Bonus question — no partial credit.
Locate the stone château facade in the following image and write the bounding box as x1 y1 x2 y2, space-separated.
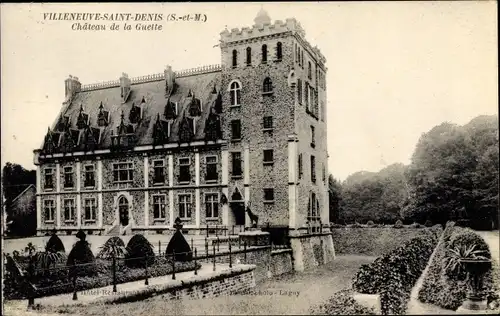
33 9 330 237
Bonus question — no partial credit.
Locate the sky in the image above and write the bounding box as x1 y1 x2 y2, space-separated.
1 2 498 181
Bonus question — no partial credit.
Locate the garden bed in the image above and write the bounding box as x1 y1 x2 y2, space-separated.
310 289 376 315
352 232 439 314
4 256 201 300
417 225 499 310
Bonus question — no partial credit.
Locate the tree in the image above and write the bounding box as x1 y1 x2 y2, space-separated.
328 175 342 223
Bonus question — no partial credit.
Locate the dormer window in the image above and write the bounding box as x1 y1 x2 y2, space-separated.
263 77 273 95
262 44 268 63
56 115 70 132
129 102 142 124
97 102 110 127
76 104 90 129
164 99 178 120
214 92 222 114
189 97 202 117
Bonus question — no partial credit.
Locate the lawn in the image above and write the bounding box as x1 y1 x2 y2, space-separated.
34 255 375 316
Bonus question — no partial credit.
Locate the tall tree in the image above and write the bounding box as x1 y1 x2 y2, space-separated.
328 175 342 223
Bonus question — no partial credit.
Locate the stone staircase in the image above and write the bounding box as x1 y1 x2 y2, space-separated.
106 223 121 236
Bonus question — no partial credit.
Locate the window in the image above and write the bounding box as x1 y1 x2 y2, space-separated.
311 155 316 183
301 50 304 68
84 165 95 187
323 164 326 182
229 81 241 106
178 158 191 183
320 101 325 122
231 120 241 140
311 126 315 148
84 198 96 222
153 195 166 220
263 188 274 202
205 193 219 218
44 168 54 190
305 82 310 110
298 154 303 179
205 156 218 182
232 49 238 68
44 199 55 222
295 44 299 64
246 47 252 65
179 194 192 219
263 116 273 130
63 198 75 222
308 192 320 220
262 44 268 63
263 77 273 94
113 162 134 183
153 160 165 184
263 149 274 165
276 42 283 60
297 79 302 105
63 166 74 188
231 152 242 177
308 61 312 79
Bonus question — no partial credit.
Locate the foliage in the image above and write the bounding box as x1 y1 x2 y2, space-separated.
353 234 438 314
418 225 496 310
46 232 66 253
424 220 433 227
97 237 128 259
36 251 66 274
328 175 343 223
165 230 193 262
2 162 37 237
126 234 155 268
4 255 200 299
393 219 403 228
67 240 97 277
310 289 376 315
366 220 375 227
409 222 423 228
402 116 499 228
339 164 407 224
25 242 37 257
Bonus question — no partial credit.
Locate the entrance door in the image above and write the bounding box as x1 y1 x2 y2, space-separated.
118 196 129 226
231 202 245 225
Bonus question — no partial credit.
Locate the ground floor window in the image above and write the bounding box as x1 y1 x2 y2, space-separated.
84 198 97 222
153 194 167 220
178 194 192 219
205 193 219 219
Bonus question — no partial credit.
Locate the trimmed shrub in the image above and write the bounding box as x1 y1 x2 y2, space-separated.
125 234 155 268
418 225 496 310
353 234 438 315
67 239 97 277
166 230 193 262
366 220 375 227
45 232 65 253
393 220 404 228
97 237 128 259
310 289 375 315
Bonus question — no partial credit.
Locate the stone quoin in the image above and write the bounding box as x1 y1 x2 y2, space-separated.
33 9 331 243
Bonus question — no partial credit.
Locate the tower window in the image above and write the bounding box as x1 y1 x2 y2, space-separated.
263 77 273 94
308 61 312 79
229 81 241 106
246 47 252 65
263 116 273 130
263 188 274 203
297 79 303 105
232 49 238 68
276 42 283 61
231 152 242 178
298 154 303 179
263 149 274 165
231 120 241 140
262 44 268 63
311 155 316 183
311 126 315 148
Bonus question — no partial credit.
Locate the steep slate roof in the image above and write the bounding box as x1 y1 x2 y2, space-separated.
42 69 222 153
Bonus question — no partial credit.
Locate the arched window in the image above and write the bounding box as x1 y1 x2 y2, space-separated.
232 50 238 68
229 81 241 106
308 61 312 79
262 44 268 63
276 42 283 61
263 77 273 93
246 47 252 65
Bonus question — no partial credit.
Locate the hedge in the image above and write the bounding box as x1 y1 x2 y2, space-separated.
309 289 376 315
417 225 498 310
5 256 201 299
353 233 438 314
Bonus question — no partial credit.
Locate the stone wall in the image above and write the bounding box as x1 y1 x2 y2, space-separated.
290 232 335 271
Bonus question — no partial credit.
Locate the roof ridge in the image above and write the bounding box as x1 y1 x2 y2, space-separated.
80 64 222 92
10 184 35 204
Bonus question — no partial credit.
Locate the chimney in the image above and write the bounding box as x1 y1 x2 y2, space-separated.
164 65 176 97
64 75 81 102
120 73 131 103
